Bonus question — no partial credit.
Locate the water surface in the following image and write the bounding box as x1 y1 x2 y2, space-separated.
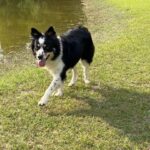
0 0 86 54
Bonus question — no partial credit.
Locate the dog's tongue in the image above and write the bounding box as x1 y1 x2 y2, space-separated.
36 59 46 67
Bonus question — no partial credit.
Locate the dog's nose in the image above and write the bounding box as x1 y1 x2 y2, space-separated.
38 55 43 60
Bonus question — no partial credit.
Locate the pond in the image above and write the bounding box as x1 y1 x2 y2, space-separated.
0 0 86 54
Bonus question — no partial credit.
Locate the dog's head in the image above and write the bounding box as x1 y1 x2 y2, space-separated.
31 26 60 67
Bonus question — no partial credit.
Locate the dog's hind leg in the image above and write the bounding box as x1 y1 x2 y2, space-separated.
68 67 78 86
81 60 90 84
38 77 62 106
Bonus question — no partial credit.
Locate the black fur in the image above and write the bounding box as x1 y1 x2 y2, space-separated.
61 26 94 69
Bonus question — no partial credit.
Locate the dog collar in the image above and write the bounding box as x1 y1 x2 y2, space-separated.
57 36 63 53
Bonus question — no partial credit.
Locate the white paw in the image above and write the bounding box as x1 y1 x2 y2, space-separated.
38 98 48 106
84 79 90 84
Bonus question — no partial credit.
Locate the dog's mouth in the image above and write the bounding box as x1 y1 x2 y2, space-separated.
36 59 46 67
36 54 50 67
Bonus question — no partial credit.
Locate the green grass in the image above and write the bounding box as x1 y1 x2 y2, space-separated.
108 0 150 12
0 0 150 149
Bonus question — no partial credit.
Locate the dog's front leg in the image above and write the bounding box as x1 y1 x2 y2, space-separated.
38 77 62 106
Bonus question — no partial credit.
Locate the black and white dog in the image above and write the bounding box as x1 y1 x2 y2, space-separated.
31 26 95 106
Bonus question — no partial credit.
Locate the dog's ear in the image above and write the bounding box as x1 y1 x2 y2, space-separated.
31 28 42 39
45 26 56 37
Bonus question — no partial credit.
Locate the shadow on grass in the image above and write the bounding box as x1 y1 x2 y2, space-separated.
66 83 150 144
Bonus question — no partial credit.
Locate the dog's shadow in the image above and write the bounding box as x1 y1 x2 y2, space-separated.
46 82 150 144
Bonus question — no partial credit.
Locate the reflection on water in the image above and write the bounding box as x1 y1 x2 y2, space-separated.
0 0 86 53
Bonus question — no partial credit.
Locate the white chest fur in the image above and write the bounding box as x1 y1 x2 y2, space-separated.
45 55 64 78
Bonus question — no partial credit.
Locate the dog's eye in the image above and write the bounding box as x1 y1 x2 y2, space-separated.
44 46 49 51
53 48 56 51
35 44 40 50
37 44 40 47
43 44 50 51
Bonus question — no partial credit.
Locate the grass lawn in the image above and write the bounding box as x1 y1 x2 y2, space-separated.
0 0 150 149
